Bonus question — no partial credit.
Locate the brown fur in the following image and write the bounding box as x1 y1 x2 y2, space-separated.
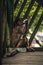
11 19 28 48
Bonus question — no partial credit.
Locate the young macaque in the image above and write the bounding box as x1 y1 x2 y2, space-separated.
11 18 28 48
6 18 35 57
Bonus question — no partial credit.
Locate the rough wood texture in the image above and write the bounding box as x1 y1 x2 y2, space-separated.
2 52 43 65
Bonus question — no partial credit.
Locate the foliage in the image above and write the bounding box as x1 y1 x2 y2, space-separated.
14 0 43 32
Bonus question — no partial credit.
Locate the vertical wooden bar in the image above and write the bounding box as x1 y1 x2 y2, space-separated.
2 0 7 56
7 0 14 33
7 0 14 47
0 0 3 65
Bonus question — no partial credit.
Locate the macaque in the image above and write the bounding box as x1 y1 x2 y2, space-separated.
6 19 35 57
11 18 28 48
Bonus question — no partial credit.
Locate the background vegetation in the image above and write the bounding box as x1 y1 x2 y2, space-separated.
14 0 43 32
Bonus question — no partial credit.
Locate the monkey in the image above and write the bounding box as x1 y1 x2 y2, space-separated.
6 18 35 57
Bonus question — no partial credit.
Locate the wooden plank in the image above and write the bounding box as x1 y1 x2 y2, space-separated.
2 52 43 65
29 13 43 46
36 0 43 6
7 0 14 32
14 0 19 11
27 5 40 30
2 64 43 65
0 0 4 65
14 0 27 23
23 5 40 37
23 0 35 18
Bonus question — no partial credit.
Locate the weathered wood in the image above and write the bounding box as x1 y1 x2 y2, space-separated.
7 0 14 33
0 0 3 65
14 0 19 11
2 52 43 65
14 0 27 23
34 47 43 51
29 29 43 47
7 0 14 47
29 13 43 46
27 5 40 30
2 0 7 56
36 0 43 6
23 0 35 18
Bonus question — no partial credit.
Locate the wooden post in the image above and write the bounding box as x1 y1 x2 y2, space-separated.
7 0 14 33
0 0 3 65
2 0 7 56
7 0 14 47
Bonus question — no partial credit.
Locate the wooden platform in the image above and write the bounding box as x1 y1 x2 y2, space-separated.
2 52 43 65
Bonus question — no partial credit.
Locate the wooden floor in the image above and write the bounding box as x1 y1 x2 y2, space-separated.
2 52 43 65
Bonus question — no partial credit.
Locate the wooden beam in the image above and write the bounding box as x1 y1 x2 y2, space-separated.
22 5 40 44
0 0 3 65
23 0 35 19
29 13 43 46
14 0 27 24
29 29 43 46
27 5 40 30
14 0 19 11
2 0 7 56
7 0 14 33
36 0 43 6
